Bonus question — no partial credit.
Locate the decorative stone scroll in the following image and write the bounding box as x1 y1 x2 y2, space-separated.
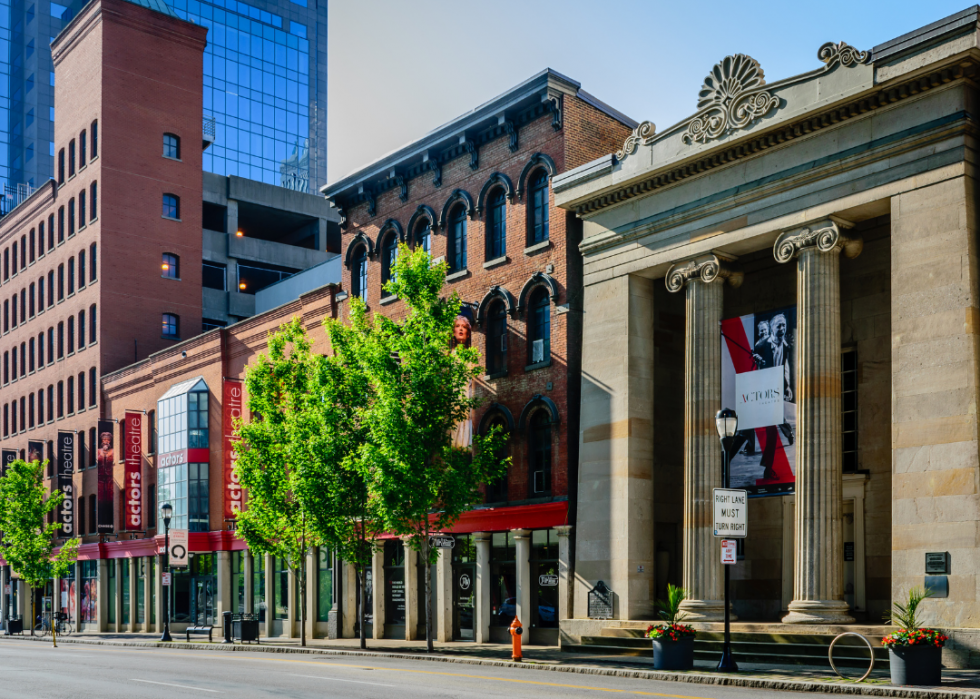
682 54 780 145
818 41 870 68
773 219 863 263
615 120 656 161
665 253 743 293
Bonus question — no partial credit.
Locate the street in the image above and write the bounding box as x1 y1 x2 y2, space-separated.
0 640 816 699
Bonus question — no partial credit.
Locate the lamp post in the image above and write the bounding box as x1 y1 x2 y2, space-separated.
160 503 173 643
715 408 739 673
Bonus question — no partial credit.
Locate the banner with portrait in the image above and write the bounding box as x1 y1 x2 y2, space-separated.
721 306 797 497
27 441 43 467
97 419 115 533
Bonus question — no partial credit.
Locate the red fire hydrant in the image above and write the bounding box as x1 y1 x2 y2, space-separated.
509 617 523 661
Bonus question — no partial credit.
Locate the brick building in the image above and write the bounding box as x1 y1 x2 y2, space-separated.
322 70 635 644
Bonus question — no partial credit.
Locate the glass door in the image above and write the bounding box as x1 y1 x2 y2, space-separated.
193 579 214 626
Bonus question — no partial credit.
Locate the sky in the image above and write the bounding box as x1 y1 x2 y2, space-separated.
327 0 973 185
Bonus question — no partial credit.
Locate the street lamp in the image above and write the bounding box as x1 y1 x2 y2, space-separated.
160 502 173 643
714 408 738 673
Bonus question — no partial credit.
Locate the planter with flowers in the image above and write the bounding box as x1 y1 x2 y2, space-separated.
882 586 948 686
646 584 696 671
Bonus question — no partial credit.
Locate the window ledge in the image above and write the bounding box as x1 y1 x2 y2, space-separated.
523 240 551 256
525 359 552 372
379 294 398 306
485 370 508 381
163 155 183 162
162 216 182 222
162 336 180 341
483 256 509 270
445 269 470 282
162 276 182 281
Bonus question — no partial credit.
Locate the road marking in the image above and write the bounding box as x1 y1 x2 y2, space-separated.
132 679 222 693
294 674 397 687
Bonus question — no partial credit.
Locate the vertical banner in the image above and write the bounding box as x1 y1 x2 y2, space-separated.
97 420 115 533
222 378 244 521
124 412 143 531
1 449 15 476
721 305 797 497
57 431 75 536
27 441 43 467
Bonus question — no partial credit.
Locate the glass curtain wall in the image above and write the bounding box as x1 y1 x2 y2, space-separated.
232 550 245 613
252 553 265 622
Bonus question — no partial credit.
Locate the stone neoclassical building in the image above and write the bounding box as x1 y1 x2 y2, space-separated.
554 8 980 665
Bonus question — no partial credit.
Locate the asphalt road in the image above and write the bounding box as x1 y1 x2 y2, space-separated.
0 640 812 699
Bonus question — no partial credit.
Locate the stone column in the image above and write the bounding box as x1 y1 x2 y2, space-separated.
404 541 418 641
286 565 296 639
216 551 231 621
341 561 357 639
371 548 384 640
556 525 573 624
306 549 316 640
666 253 741 621
264 554 274 638
514 529 531 642
436 548 452 642
774 218 860 624
97 559 108 632
473 532 490 643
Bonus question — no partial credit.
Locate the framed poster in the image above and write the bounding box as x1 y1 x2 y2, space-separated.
721 306 797 497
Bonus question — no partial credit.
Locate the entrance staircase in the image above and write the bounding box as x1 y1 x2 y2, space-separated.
564 623 890 669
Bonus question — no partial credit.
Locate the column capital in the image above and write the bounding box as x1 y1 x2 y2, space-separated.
774 217 863 263
511 528 531 540
555 525 573 538
665 252 742 293
472 531 491 542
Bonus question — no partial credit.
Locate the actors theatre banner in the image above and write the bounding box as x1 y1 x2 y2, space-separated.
58 431 75 536
97 420 115 533
721 306 797 497
124 412 143 531
223 378 244 520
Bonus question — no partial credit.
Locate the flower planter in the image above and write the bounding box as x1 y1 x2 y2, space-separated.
888 644 942 686
652 635 695 671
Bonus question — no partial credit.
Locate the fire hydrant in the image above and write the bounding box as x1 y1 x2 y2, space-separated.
509 617 523 661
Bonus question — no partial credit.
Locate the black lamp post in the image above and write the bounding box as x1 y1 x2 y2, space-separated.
160 502 173 643
715 408 739 673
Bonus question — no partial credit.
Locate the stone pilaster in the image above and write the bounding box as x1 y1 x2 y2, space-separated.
514 529 532 641
774 218 860 624
473 532 491 643
666 253 741 621
403 541 418 641
556 525 573 623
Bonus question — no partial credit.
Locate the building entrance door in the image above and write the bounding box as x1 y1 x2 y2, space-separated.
451 534 475 641
193 578 215 626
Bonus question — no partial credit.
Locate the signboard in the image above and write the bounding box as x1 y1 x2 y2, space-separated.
429 535 455 549
57 431 74 536
925 552 949 575
162 572 171 587
721 540 737 564
223 378 244 520
721 305 797 497
844 542 855 562
123 412 143 531
539 574 559 587
1 449 16 476
157 448 210 468
587 581 613 619
168 529 189 567
713 488 747 538
97 420 115 533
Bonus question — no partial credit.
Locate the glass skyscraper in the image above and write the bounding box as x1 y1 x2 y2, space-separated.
0 0 325 196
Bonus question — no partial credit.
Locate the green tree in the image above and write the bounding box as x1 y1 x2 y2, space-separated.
0 458 79 647
233 318 320 647
348 244 509 652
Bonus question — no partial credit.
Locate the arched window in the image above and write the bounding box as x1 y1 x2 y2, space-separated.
29 228 35 262
78 310 86 348
57 321 64 358
57 381 64 418
79 250 86 287
91 120 98 158
484 411 510 503
528 287 551 364
164 133 181 159
58 263 64 300
68 316 75 354
528 169 550 245
162 253 180 279
58 148 65 184
28 337 35 372
90 242 97 281
162 313 180 339
68 198 75 236
48 213 54 249
486 300 507 375
89 304 97 344
79 129 87 166
529 410 552 495
58 206 64 243
29 283 34 317
486 189 506 260
448 206 467 272
68 257 75 294
78 372 85 412
79 190 86 225
37 332 44 368
351 246 368 302
380 234 397 297
89 367 96 407
68 139 76 178
90 182 97 220
414 221 431 255
162 194 180 220
47 327 54 363
47 270 54 306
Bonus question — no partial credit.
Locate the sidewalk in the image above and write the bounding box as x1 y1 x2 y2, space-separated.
5 631 980 697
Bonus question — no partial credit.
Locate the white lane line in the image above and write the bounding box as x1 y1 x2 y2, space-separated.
132 679 222 693
294 674 397 688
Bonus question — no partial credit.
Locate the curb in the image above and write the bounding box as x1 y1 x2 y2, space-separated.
1 634 974 698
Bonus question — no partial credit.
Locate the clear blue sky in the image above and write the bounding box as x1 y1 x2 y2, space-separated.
327 0 973 184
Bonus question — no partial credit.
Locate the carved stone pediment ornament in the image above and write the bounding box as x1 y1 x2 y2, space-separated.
773 219 863 263
682 55 780 145
665 253 743 293
818 41 870 68
615 121 656 161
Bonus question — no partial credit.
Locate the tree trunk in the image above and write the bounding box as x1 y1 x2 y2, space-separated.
300 556 307 648
358 566 366 650
424 523 433 653
30 586 35 637
51 610 57 648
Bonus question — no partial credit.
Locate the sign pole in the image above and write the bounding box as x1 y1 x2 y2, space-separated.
161 519 172 643
717 439 738 673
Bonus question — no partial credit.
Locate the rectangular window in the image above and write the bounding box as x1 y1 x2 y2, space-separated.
78 310 86 348
58 207 64 243
68 140 75 178
67 376 74 414
121 559 130 624
274 557 288 620
79 251 86 287
68 199 75 236
317 549 332 621
79 191 86 225
90 182 97 220
68 257 75 294
107 561 116 625
91 121 98 158
89 367 96 407
58 264 64 300
232 551 245 613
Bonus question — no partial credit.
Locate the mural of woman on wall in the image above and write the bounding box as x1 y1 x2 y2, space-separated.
451 309 474 450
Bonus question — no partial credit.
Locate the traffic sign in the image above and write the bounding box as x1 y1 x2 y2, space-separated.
429 535 455 549
721 540 737 564
713 488 747 538
169 529 189 567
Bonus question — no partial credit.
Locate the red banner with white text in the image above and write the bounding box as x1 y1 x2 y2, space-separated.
124 411 143 531
223 378 244 520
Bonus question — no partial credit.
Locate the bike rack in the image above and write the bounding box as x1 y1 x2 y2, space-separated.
828 631 875 682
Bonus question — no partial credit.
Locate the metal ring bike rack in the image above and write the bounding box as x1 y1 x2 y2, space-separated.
828 632 875 682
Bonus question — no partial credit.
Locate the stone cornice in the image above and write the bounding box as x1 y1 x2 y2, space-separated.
570 59 977 222
665 252 743 292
